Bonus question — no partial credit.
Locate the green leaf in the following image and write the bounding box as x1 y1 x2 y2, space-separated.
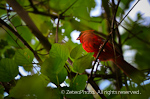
4 48 15 58
62 75 93 99
62 20 74 39
41 62 68 85
16 0 30 7
73 53 94 73
40 21 53 34
49 0 95 19
41 44 69 84
80 17 103 31
0 58 19 82
70 44 86 59
70 75 88 90
65 0 95 19
49 43 69 61
17 26 33 42
49 0 76 13
9 75 62 99
0 9 6 17
46 88 63 99
121 20 150 69
5 30 24 48
101 19 109 34
14 49 34 66
11 16 22 27
0 1 6 16
29 13 50 33
0 39 8 49
48 67 67 85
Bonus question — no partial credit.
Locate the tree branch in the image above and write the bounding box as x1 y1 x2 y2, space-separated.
0 18 42 62
6 0 51 52
88 78 107 99
102 0 111 32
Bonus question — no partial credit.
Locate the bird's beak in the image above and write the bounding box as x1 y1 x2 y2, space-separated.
76 37 80 40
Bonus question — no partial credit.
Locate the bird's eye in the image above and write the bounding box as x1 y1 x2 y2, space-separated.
79 33 82 37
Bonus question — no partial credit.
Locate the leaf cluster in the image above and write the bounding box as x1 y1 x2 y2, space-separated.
0 0 150 99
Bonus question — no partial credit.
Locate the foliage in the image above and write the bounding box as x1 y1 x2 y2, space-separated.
0 0 150 99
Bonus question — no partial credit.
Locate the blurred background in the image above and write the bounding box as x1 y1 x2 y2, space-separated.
0 0 150 99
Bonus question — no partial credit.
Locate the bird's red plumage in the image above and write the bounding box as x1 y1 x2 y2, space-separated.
79 30 118 61
77 30 144 83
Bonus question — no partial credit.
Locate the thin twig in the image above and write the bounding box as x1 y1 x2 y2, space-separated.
90 0 121 79
113 0 121 48
110 0 121 59
111 0 122 91
6 6 18 32
1 26 22 49
116 0 140 27
94 61 100 75
28 0 38 12
120 24 150 45
102 0 111 32
90 32 112 78
94 74 116 79
60 0 78 16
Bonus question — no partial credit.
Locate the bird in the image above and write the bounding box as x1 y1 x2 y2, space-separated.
77 30 145 83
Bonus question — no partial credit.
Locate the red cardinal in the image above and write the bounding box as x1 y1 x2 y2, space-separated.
77 30 144 83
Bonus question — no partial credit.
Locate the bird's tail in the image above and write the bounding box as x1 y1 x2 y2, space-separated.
112 57 145 84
